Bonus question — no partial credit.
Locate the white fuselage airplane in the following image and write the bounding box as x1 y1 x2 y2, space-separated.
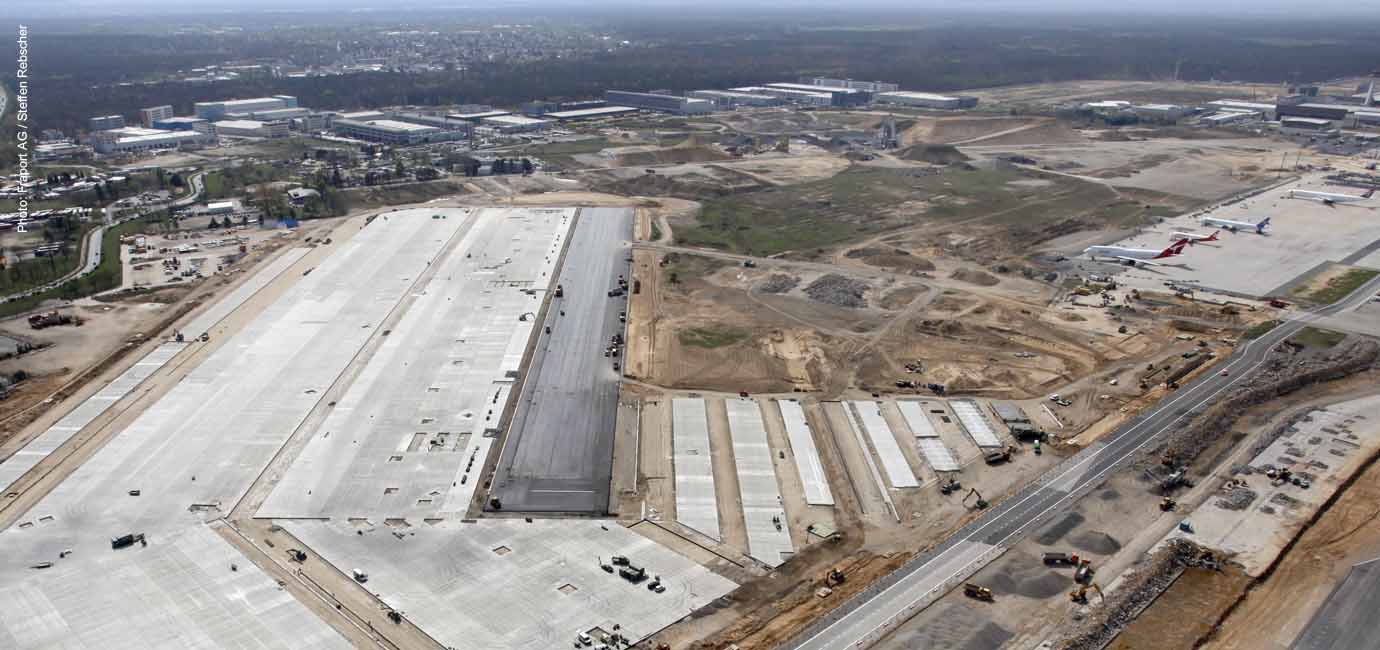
1289 189 1374 205
1171 230 1219 244
1084 239 1187 265
1201 216 1270 234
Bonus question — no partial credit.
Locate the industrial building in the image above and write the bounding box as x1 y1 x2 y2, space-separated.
689 90 784 109
152 116 209 131
1280 116 1339 136
1132 104 1187 122
194 95 298 120
449 110 512 123
544 106 641 122
213 119 291 138
337 110 387 122
88 115 126 132
765 82 870 106
237 107 311 122
1276 102 1350 125
604 90 713 115
1200 111 1261 126
332 117 469 145
481 114 551 133
876 91 980 110
1207 100 1277 121
139 105 174 128
91 127 214 154
731 86 832 107
805 77 899 93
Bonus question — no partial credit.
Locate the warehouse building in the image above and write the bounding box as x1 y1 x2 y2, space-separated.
805 77 899 93
544 106 641 122
481 114 551 133
449 110 513 123
1206 100 1277 121
91 128 214 154
1276 102 1350 125
731 86 832 107
139 105 174 128
1132 104 1186 122
765 82 870 106
877 91 980 110
194 95 298 120
152 116 208 131
332 118 469 145
88 115 126 132
604 90 713 115
214 119 291 138
883 91 982 109
237 107 311 122
1280 116 1339 136
338 110 387 122
689 90 784 109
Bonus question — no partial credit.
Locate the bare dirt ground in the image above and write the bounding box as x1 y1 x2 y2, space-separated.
953 80 1298 108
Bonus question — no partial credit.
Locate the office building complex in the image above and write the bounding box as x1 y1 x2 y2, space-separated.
139 105 174 128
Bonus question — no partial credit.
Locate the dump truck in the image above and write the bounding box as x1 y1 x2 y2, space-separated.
619 564 647 583
1041 552 1080 567
111 533 146 550
963 583 994 602
983 447 1012 465
29 311 78 330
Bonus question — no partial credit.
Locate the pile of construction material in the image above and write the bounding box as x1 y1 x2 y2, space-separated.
1057 539 1216 650
803 274 869 308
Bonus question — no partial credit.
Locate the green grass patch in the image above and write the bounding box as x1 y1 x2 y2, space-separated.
663 253 730 285
1242 319 1282 340
0 219 156 319
520 137 608 157
678 326 750 349
1290 326 1346 349
1298 268 1380 305
649 221 663 242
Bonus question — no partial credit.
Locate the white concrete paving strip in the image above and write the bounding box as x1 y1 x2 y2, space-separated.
672 397 720 541
0 343 183 493
0 247 309 494
0 523 348 650
258 208 574 520
0 210 461 649
842 402 898 521
896 400 939 438
778 400 834 506
949 400 1003 449
181 247 311 335
286 519 737 650
849 401 919 489
725 398 793 567
916 438 961 473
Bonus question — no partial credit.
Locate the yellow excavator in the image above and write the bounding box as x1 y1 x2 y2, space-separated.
1069 582 1104 604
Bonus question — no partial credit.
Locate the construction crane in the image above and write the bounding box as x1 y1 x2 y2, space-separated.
964 488 989 510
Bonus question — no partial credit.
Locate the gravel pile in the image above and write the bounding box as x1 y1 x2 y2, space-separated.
1215 487 1257 510
804 274 870 308
757 274 800 294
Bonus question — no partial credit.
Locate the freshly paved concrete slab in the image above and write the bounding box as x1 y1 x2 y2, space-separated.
672 398 720 540
491 207 632 513
778 400 834 506
0 212 456 649
286 519 736 650
725 399 792 567
0 523 346 650
0 248 308 494
916 438 960 473
896 401 940 438
840 402 898 521
1293 558 1380 650
950 400 1002 449
850 401 919 489
259 208 574 520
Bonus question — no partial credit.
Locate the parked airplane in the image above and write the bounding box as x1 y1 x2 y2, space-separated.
1289 189 1374 205
1171 230 1219 244
1084 239 1187 266
1201 216 1270 234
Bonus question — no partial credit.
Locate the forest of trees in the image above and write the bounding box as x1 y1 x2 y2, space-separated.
7 13 1380 135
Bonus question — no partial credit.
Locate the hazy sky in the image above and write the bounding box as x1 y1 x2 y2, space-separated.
2 0 1379 19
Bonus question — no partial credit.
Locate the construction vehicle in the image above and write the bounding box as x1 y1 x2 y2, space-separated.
1042 552 1080 567
28 311 78 330
963 583 994 602
111 533 146 550
555 284 564 298
1160 497 1178 512
1074 560 1095 585
984 446 1013 465
288 549 308 562
1069 583 1104 604
610 555 630 566
387 610 402 624
1160 468 1193 493
964 488 989 510
939 478 962 495
824 568 846 587
619 564 647 583
352 569 369 583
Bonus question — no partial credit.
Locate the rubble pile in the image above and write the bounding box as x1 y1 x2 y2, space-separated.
803 274 870 308
1057 539 1216 650
1147 340 1378 467
757 274 801 294
1214 480 1257 511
